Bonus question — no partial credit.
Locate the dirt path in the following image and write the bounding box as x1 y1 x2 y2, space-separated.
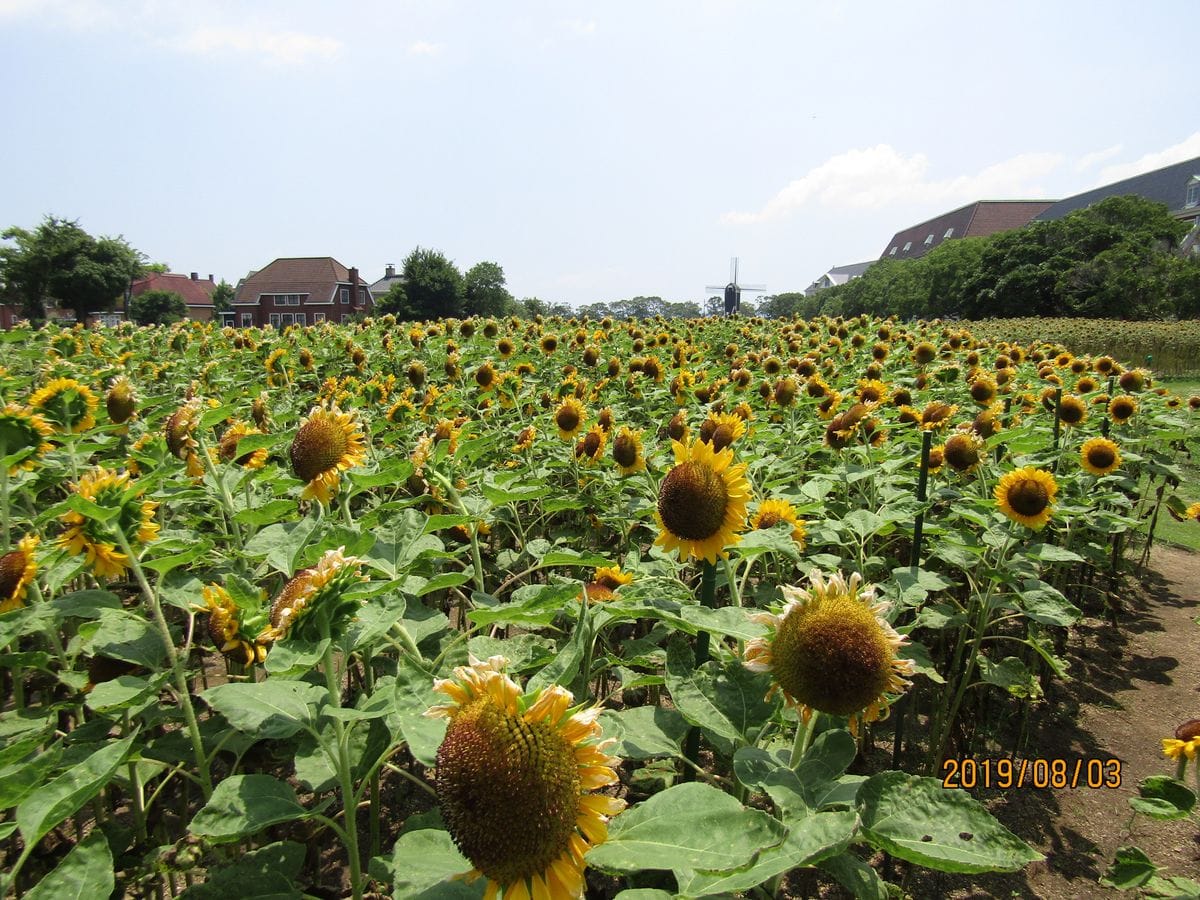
919 546 1200 898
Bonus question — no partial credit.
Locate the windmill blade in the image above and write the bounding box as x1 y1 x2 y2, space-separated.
731 257 739 284
741 283 767 291
704 285 726 292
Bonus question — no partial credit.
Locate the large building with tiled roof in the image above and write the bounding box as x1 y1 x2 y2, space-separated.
231 257 372 327
128 271 218 322
880 200 1056 262
1034 155 1200 227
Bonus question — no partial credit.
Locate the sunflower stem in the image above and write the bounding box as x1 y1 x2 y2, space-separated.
789 713 819 769
322 639 364 900
197 435 244 551
0 457 10 550
113 527 213 799
683 561 718 782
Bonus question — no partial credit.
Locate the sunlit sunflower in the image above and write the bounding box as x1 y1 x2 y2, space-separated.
698 412 746 452
554 397 586 441
824 402 872 450
29 377 98 434
290 405 367 505
0 534 39 614
0 404 54 474
195 583 268 666
105 376 137 426
744 570 915 736
611 426 645 476
540 333 559 354
654 439 751 563
971 404 1003 439
218 421 269 469
995 467 1057 530
857 378 888 405
1080 437 1121 476
750 498 806 547
574 425 607 465
58 467 159 579
257 547 366 643
1118 369 1147 392
1057 394 1087 426
578 565 634 604
513 425 537 453
425 655 624 900
1108 395 1138 425
1162 720 1200 762
943 432 984 475
1186 503 1200 523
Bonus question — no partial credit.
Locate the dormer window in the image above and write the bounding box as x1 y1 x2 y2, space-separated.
902 241 912 252
924 233 934 246
888 246 897 256
944 227 955 239
1186 177 1200 209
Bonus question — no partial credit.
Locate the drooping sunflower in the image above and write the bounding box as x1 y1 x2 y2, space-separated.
29 377 98 434
105 376 137 425
697 412 746 453
554 397 586 441
0 404 54 474
0 534 39 614
218 421 269 469
750 498 806 547
744 570 915 736
426 655 624 899
943 432 984 475
1108 394 1138 425
257 547 366 643
654 439 751 563
611 426 645 476
165 398 205 478
995 467 1057 530
195 583 269 666
289 405 367 505
513 425 537 453
574 425 607 465
578 565 634 604
58 467 160 579
1080 436 1121 476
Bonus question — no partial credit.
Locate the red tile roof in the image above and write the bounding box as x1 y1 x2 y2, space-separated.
233 257 368 305
130 272 216 307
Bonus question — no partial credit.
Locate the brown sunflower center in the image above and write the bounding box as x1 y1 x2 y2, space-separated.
756 511 782 530
0 550 27 600
658 459 728 541
436 698 581 888
1006 478 1050 516
291 415 349 482
1086 445 1117 470
581 431 603 457
555 405 581 434
944 436 980 471
771 595 893 716
1058 399 1085 424
613 433 639 468
710 424 736 452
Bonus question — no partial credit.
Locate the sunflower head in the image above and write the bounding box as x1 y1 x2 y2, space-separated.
574 425 607 465
554 397 586 441
698 412 746 453
1057 394 1087 426
513 425 537 453
426 656 623 899
857 379 888 405
196 583 269 666
995 467 1057 530
58 467 159 579
751 498 806 547
0 534 39 614
969 376 997 406
579 565 633 603
29 377 98 434
654 439 750 563
744 570 915 735
1080 437 1121 476
1108 395 1138 425
105 376 137 425
0 404 54 474
290 405 367 504
943 432 984 474
258 547 366 643
611 426 645 476
218 421 269 469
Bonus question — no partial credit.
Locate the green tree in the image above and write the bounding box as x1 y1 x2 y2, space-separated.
0 216 144 322
128 289 187 325
211 279 235 314
377 281 408 317
385 247 464 320
463 261 512 317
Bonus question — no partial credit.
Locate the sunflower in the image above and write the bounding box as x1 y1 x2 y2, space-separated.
0 404 54 474
926 444 945 474
554 397 586 441
58 467 160 579
218 421 269 469
824 403 872 450
425 655 624 899
971 404 1003 439
654 439 750 563
1183 503 1200 523
574 425 607 465
29 377 98 434
540 333 559 354
857 379 888 405
750 499 806 547
290 405 367 505
995 467 1057 530
195 583 268 666
943 432 984 475
1118 369 1147 392
475 363 498 392
1108 395 1138 425
1080 437 1121 476
105 376 137 425
578 565 634 603
257 547 366 643
698 412 746 453
0 534 39 614
513 425 537 453
744 570 914 736
610 426 645 476
968 376 997 407
1057 394 1087 427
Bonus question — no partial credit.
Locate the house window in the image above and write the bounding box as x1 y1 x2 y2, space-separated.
341 314 350 322
924 233 934 246
1186 179 1200 209
340 288 349 304
240 313 254 327
295 312 306 326
313 312 325 323
902 241 912 252
269 313 281 328
888 246 897 256
944 227 955 239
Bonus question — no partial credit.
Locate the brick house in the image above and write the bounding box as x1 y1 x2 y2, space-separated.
880 200 1056 262
128 271 218 322
231 257 372 328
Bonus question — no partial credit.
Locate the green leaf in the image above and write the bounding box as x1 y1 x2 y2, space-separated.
65 492 120 523
1013 579 1081 626
373 828 481 898
677 605 768 641
24 830 113 900
1100 845 1159 890
586 781 785 873
0 743 63 809
977 656 1040 699
189 775 311 842
600 706 689 760
141 543 210 575
390 656 445 767
858 772 1041 873
1128 776 1196 820
664 636 772 744
416 571 473 596
202 680 325 740
89 608 167 668
527 605 588 694
17 733 136 846
1020 543 1084 564
481 472 551 506
233 499 299 527
86 673 169 713
51 589 120 619
819 850 889 900
244 517 320 575
612 892 676 900
178 841 306 900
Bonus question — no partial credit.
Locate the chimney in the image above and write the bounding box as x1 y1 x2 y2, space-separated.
190 272 198 281
207 274 213 282
348 267 359 310
385 264 395 279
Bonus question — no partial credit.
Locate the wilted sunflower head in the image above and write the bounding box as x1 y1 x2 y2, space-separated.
29 377 98 434
654 438 751 563
1080 436 1121 476
58 467 159 579
196 583 268 666
0 404 54 475
513 425 537 453
744 570 915 735
290 405 367 505
773 377 798 407
165 398 203 464
995 467 1057 530
425 656 624 899
824 403 871 450
0 534 39 614
751 498 806 547
554 397 586 441
258 547 366 643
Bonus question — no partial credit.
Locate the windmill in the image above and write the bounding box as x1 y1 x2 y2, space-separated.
706 257 765 316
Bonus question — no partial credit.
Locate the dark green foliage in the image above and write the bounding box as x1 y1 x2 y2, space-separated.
378 247 464 320
128 289 187 325
463 261 513 318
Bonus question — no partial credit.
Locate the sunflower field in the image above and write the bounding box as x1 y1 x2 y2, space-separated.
0 313 1198 899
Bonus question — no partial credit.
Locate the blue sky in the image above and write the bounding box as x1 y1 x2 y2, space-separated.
2 0 1197 307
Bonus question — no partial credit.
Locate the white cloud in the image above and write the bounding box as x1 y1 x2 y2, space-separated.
722 145 1064 224
1095 132 1200 185
172 26 342 65
1075 143 1123 172
0 0 112 27
407 40 445 56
